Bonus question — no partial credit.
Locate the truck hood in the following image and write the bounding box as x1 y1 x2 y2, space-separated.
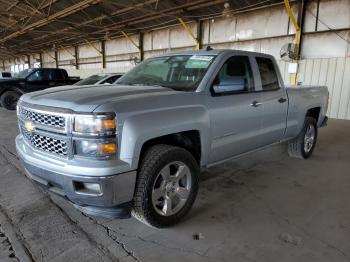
20 84 182 112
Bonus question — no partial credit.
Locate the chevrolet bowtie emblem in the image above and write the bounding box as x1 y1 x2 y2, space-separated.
24 121 35 132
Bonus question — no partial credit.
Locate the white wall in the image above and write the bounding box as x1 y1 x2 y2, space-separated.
279 57 350 120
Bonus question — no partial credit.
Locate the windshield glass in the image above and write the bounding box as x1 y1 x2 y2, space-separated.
74 74 107 86
117 55 216 91
16 69 36 79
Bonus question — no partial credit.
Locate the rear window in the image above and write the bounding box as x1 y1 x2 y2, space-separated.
74 74 107 86
1 72 11 78
256 57 279 91
51 69 65 80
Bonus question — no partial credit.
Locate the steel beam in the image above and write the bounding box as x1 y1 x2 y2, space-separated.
197 20 203 50
283 0 302 84
178 18 200 49
297 0 307 58
39 52 43 68
74 46 79 69
101 40 106 69
121 31 145 62
139 32 144 62
27 54 31 68
54 50 58 68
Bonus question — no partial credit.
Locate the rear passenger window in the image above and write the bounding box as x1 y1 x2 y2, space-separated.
256 57 279 91
50 70 65 81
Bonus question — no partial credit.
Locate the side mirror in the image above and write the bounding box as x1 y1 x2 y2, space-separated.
213 78 246 94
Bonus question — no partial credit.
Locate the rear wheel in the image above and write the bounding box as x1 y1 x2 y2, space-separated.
288 117 318 159
132 145 199 228
1 91 20 110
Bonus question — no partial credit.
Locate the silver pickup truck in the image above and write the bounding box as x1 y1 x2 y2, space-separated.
16 49 329 228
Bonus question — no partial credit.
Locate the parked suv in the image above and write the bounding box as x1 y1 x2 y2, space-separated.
16 50 328 227
0 68 79 110
74 73 123 86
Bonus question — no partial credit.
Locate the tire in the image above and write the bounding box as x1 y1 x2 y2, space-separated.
288 117 318 159
1 91 20 110
132 144 200 228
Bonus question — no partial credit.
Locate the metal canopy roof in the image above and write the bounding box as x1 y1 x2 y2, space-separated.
0 0 284 59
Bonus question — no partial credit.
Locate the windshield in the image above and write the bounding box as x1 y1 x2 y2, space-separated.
16 69 36 79
117 55 216 91
74 74 107 86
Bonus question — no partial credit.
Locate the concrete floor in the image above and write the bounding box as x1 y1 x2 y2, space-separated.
0 107 349 262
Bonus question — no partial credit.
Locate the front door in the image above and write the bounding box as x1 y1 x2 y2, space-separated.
25 69 50 91
208 55 263 164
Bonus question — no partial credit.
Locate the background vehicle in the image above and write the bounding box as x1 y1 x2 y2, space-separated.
0 71 12 80
16 49 328 228
0 68 80 110
74 73 123 86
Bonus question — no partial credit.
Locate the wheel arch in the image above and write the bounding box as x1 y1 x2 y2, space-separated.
0 86 24 97
306 107 321 122
138 130 202 168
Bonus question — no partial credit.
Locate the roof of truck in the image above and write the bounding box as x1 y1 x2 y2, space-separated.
153 49 274 58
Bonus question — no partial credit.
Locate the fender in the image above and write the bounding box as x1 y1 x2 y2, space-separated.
118 105 210 170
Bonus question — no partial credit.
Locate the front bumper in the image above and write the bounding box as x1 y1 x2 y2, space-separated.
16 135 137 218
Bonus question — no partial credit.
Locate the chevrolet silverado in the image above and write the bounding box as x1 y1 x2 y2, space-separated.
16 49 329 227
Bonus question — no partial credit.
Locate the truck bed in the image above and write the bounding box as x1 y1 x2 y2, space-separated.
284 85 329 139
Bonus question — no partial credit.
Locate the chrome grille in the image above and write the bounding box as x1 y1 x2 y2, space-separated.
19 106 66 129
21 126 68 157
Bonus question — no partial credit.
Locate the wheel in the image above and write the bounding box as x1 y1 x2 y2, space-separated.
1 91 20 110
132 145 199 228
288 117 318 159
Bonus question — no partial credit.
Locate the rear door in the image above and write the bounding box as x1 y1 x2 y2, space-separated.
49 69 67 87
254 56 288 146
208 55 263 163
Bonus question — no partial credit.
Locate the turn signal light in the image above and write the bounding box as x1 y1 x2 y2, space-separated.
99 143 117 155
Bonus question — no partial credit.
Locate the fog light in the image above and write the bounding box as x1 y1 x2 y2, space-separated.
74 181 102 195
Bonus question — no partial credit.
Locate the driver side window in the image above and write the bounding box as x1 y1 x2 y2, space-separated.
27 70 43 81
212 56 254 95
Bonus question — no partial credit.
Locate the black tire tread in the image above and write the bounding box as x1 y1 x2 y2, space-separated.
1 90 20 111
288 117 317 159
132 144 199 228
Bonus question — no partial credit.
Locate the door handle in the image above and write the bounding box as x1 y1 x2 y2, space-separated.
250 101 262 107
278 97 287 103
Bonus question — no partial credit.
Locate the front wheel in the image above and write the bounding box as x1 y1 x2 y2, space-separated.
132 145 199 228
1 91 21 110
288 117 318 159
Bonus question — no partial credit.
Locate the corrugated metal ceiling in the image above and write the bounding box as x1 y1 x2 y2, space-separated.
0 0 284 58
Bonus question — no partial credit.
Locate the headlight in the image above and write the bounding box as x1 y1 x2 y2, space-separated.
74 113 116 136
74 139 117 158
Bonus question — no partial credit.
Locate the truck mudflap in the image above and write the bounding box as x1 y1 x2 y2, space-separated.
320 116 328 127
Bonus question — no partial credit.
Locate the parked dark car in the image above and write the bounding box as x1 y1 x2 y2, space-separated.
74 73 123 86
0 68 80 110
